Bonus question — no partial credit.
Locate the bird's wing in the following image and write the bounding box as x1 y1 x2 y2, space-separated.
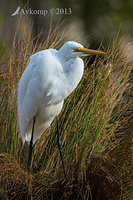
18 49 58 140
18 60 42 140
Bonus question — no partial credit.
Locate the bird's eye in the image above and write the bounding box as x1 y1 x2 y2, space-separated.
73 47 83 52
73 47 81 52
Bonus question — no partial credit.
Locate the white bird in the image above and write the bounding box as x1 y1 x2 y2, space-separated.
18 41 106 174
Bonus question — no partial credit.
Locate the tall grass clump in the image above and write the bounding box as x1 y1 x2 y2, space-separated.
0 18 132 200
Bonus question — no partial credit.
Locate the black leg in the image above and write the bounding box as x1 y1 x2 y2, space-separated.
56 116 67 177
27 116 35 172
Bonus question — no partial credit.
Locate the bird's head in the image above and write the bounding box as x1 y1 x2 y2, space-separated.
57 41 106 61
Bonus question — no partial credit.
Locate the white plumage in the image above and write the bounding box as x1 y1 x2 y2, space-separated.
18 41 84 143
18 41 106 144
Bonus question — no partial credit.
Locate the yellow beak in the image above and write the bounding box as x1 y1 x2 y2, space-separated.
74 47 107 56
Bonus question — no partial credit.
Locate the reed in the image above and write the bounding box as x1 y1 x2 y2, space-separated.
0 18 132 200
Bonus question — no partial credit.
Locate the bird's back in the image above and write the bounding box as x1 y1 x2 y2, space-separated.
18 49 64 143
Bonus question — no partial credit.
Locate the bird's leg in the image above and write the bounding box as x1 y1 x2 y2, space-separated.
56 116 67 177
27 116 35 172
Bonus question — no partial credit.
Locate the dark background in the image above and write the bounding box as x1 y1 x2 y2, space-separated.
0 0 133 48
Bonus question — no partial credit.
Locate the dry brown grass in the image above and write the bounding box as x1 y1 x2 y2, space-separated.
0 18 132 199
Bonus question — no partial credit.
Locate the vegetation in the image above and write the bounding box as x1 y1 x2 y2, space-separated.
0 19 132 200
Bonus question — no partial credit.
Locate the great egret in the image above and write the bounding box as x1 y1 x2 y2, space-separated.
18 41 106 175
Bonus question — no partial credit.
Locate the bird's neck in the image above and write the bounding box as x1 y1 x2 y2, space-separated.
61 57 84 99
47 57 84 105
